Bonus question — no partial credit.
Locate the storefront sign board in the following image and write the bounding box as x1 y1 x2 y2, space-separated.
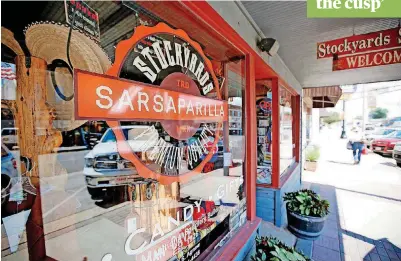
65 0 100 42
332 47 401 71
317 27 401 59
74 71 227 122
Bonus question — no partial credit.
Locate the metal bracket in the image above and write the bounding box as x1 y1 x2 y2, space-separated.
25 56 31 69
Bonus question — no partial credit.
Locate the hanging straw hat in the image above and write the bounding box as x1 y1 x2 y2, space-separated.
1 27 24 56
24 21 112 131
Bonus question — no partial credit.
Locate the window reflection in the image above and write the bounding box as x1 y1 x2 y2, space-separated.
0 2 247 259
279 87 295 175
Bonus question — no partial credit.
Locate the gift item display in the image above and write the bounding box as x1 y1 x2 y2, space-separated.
256 87 273 184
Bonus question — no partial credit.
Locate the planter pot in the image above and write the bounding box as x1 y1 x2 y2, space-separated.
286 205 327 240
304 161 317 171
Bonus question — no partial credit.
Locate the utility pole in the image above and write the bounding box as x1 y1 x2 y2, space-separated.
340 99 347 139
362 84 368 132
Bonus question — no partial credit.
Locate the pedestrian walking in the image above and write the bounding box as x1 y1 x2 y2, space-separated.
348 127 365 164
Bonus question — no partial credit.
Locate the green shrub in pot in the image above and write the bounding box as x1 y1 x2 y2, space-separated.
305 146 320 162
283 189 330 240
251 236 310 261
304 146 320 171
284 189 329 217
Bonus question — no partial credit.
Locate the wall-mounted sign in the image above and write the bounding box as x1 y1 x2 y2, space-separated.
74 23 227 185
333 47 401 71
64 0 100 42
256 97 271 113
317 27 401 59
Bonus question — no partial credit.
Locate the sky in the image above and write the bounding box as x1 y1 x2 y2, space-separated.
327 80 401 121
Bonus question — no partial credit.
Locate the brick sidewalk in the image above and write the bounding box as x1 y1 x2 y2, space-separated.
303 129 401 261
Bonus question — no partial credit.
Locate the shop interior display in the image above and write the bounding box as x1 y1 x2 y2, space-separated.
256 86 273 185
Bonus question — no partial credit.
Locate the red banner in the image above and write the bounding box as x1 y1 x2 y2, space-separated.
332 48 401 71
318 27 401 59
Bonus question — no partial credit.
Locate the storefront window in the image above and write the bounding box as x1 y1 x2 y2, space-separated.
279 86 295 175
256 83 272 185
1 2 246 261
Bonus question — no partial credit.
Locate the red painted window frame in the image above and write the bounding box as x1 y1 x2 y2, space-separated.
254 77 301 189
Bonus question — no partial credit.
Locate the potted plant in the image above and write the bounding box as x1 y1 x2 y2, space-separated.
251 236 310 261
304 146 320 172
284 189 329 240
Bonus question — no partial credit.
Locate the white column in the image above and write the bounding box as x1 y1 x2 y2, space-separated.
311 108 320 144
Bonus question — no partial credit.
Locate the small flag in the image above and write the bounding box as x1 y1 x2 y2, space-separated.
1 63 16 80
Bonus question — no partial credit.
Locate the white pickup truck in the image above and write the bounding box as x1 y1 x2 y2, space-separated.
83 125 159 200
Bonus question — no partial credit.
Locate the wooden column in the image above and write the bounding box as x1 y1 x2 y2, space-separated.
14 56 62 261
292 95 301 163
271 78 280 188
245 54 256 221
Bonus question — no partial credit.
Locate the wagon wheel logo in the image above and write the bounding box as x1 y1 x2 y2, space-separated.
74 23 227 185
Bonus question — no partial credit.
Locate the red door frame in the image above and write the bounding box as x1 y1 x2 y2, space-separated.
245 54 257 221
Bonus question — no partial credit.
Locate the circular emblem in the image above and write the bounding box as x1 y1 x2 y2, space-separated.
145 186 153 200
105 23 225 185
258 98 271 113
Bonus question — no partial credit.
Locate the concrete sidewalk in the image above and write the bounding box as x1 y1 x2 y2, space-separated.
303 129 401 261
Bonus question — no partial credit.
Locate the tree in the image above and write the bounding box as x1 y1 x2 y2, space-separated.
322 112 341 125
369 108 388 119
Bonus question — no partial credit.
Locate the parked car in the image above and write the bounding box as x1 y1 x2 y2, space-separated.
1 127 18 150
383 117 401 127
372 130 401 156
83 125 159 200
393 142 401 167
1 143 18 205
365 128 398 149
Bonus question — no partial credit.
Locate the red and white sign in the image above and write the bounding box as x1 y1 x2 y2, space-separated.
317 27 401 59
333 48 401 71
74 23 225 185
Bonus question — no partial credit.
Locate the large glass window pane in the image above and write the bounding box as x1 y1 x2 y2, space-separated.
279 86 295 175
1 2 246 261
256 82 272 185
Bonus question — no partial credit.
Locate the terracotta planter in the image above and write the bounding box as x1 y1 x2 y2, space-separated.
304 161 317 171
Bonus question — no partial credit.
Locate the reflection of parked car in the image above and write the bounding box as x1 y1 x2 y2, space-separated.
1 144 18 205
393 142 401 167
365 128 398 149
372 130 401 156
1 127 18 150
83 126 158 200
364 124 375 135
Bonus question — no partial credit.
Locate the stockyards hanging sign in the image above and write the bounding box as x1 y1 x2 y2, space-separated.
316 27 401 71
74 23 227 185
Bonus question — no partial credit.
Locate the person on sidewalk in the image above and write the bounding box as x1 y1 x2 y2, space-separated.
349 127 365 164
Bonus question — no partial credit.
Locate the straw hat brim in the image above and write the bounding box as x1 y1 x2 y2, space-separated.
25 22 112 131
1 27 24 55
